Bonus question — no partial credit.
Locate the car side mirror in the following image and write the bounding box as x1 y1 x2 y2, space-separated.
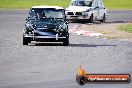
64 15 68 21
95 6 99 9
25 17 30 21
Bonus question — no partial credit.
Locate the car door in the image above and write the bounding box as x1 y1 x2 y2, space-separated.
97 0 105 20
92 0 99 20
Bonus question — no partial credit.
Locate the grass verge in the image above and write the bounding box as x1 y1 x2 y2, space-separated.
103 0 132 10
0 0 71 9
0 0 132 9
80 23 132 40
119 24 132 33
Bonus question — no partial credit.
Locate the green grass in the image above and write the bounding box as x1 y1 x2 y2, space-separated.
103 0 132 9
0 0 71 9
119 24 132 33
0 0 132 9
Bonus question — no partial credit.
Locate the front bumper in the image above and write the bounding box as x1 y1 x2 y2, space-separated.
24 34 67 42
66 15 90 20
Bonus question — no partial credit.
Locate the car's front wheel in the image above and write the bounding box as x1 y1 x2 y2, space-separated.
63 36 69 46
23 35 30 45
89 14 94 23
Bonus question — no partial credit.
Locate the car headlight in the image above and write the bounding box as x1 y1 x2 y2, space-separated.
59 24 67 30
26 22 34 30
58 25 62 29
82 13 87 16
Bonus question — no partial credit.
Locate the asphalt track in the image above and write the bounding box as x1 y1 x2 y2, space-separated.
0 10 132 88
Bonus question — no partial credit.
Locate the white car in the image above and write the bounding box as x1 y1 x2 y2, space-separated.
65 0 108 22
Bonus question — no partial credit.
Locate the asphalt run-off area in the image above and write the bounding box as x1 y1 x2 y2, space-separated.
0 10 132 88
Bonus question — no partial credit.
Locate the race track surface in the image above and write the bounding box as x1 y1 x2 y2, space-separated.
0 10 132 88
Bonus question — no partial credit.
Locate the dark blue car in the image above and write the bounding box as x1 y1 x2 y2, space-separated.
23 6 69 46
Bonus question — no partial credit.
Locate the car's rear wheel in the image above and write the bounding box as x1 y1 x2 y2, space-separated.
100 14 106 22
63 36 69 46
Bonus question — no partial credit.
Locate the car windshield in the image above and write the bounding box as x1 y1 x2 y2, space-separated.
70 0 93 6
29 8 65 21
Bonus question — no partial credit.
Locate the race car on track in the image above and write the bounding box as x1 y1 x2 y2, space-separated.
65 0 108 22
23 6 69 46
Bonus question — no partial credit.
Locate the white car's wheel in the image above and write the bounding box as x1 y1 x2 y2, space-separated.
89 14 94 23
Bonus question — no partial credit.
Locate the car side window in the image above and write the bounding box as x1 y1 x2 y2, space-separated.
93 1 98 8
29 10 37 19
98 1 104 8
96 1 99 8
97 1 99 7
